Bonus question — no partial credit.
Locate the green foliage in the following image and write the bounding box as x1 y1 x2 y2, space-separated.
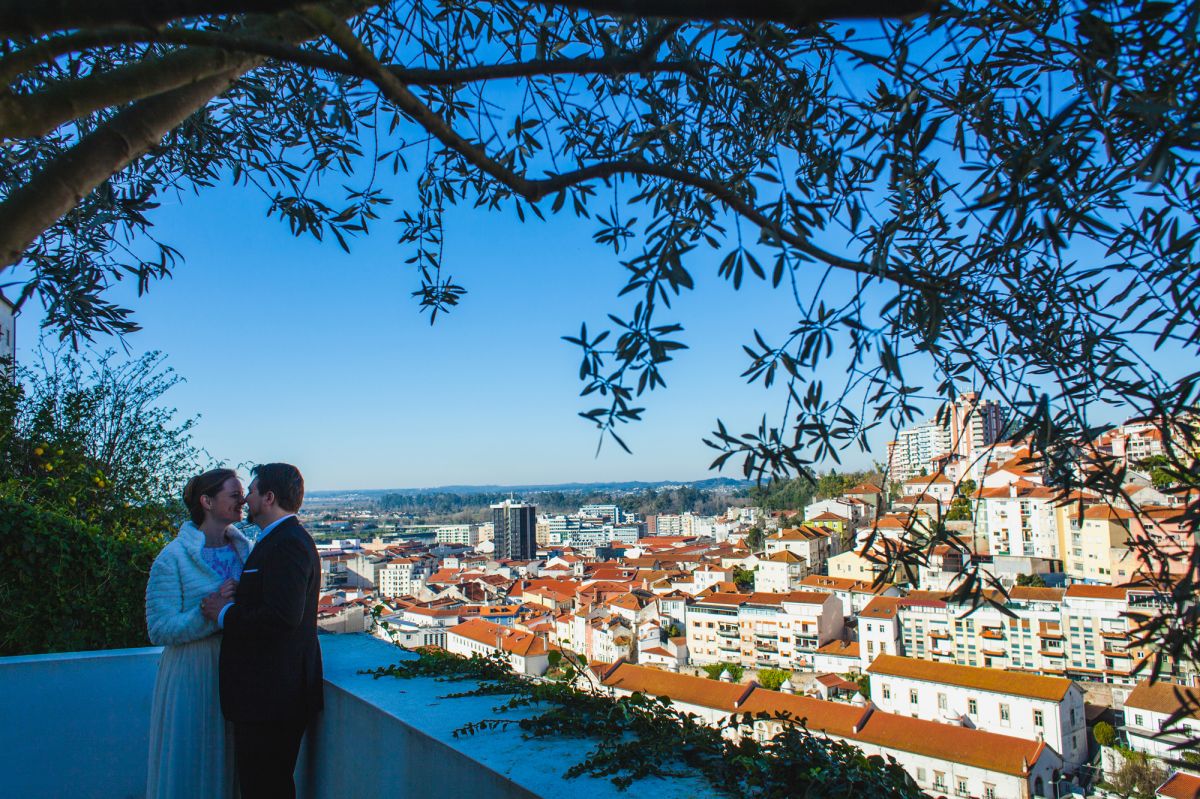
0 495 161 654
372 648 922 796
731 565 755 592
1016 573 1048 588
702 662 745 683
0 345 201 654
755 668 791 691
744 526 766 553
1093 721 1117 747
945 496 972 521
847 672 871 699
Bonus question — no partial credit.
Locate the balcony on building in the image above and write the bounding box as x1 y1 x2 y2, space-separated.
0 633 710 799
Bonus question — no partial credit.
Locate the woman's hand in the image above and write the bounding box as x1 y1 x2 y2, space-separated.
218 578 238 599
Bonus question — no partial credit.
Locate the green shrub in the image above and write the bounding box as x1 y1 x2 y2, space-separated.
0 495 162 655
703 662 745 682
1093 721 1117 748
757 667 792 690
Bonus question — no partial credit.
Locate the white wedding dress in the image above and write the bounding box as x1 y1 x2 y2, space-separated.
144 522 251 799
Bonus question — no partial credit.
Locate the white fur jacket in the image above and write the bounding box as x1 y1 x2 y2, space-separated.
145 521 252 647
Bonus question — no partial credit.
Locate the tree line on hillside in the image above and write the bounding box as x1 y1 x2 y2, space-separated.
375 484 737 523
745 469 889 516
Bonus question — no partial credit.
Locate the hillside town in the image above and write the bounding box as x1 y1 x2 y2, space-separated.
305 396 1198 799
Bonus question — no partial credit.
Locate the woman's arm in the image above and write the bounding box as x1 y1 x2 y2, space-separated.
145 548 216 646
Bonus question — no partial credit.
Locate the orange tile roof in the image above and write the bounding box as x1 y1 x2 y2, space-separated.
867 654 1073 701
1125 680 1200 719
448 618 547 657
773 526 834 541
859 596 902 619
601 662 754 711
815 640 860 658
1158 771 1200 799
1064 584 1130 600
1008 586 1065 602
853 708 1048 777
611 667 1052 776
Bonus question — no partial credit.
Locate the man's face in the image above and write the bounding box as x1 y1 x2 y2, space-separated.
245 478 264 525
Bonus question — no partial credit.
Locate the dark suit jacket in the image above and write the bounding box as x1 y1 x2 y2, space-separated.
219 515 323 723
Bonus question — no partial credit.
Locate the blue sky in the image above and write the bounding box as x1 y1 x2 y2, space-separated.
14 178 897 491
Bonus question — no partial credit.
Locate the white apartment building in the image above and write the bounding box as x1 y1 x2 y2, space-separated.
763 525 836 573
867 654 1088 770
893 584 1169 686
858 595 904 669
1122 680 1200 760
378 557 432 598
754 550 809 592
799 574 903 616
978 483 1061 560
686 591 843 671
435 524 479 547
805 497 870 528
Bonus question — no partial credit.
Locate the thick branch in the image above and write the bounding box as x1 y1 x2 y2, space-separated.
524 0 939 25
2 27 690 139
0 65 258 269
0 0 310 37
0 46 258 139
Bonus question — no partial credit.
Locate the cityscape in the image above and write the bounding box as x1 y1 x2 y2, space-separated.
1 2 1198 798
291 396 1197 799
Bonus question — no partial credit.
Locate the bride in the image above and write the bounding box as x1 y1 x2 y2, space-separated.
145 468 251 798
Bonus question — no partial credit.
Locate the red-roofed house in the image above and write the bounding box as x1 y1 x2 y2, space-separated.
447 618 549 676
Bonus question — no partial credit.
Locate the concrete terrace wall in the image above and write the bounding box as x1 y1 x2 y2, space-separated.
0 634 708 799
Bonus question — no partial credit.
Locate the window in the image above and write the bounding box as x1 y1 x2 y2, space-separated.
1070 707 1077 725
910 689 919 705
1134 713 1144 727
933 772 947 790
1034 709 1044 727
1000 703 1010 723
968 698 977 715
957 778 969 796
882 684 891 700
916 767 926 783
984 784 996 799
938 693 947 710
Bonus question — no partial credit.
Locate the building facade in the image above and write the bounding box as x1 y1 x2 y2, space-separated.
492 499 537 560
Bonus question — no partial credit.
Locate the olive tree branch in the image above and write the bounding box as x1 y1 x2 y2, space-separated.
2 27 693 139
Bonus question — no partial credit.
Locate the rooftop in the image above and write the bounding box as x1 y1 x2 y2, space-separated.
867 654 1074 702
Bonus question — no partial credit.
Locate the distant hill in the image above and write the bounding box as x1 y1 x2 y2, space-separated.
309 477 752 497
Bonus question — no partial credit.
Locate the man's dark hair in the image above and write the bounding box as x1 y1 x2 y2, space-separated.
252 462 304 512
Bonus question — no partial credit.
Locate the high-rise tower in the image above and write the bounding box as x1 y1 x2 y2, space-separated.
491 499 537 560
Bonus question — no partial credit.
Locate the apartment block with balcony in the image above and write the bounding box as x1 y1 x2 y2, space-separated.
977 483 1061 560
867 654 1088 770
890 584 1174 686
685 591 843 671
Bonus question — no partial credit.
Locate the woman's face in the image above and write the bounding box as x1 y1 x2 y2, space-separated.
204 477 245 526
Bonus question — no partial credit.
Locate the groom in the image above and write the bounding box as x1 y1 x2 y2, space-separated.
201 462 323 798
